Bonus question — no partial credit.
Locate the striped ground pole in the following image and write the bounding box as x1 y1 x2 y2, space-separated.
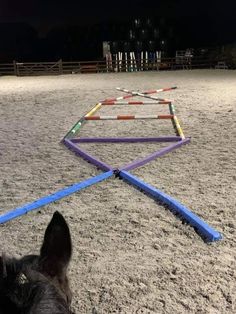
64 103 102 138
116 87 174 102
103 93 134 102
103 86 175 103
168 103 185 139
101 100 171 105
134 93 173 102
173 116 185 139
85 103 102 117
169 103 179 137
143 87 177 94
116 87 176 98
85 114 174 120
64 87 176 138
169 103 185 138
117 86 177 94
63 119 84 139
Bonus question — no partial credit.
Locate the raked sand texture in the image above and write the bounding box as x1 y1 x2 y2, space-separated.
0 70 236 313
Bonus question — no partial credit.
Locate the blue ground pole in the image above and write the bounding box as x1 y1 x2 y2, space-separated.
0 171 113 224
119 170 222 242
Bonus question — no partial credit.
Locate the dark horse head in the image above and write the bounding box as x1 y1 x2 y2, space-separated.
0 211 72 314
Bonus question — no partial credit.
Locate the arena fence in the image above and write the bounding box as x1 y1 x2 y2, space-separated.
0 57 230 76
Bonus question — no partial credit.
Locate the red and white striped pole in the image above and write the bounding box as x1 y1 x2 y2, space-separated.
101 100 171 105
103 86 175 103
85 114 173 120
116 86 176 101
117 86 177 94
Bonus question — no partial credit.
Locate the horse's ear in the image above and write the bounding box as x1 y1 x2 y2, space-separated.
0 255 8 291
39 211 72 277
0 256 3 278
0 256 6 292
0 255 7 280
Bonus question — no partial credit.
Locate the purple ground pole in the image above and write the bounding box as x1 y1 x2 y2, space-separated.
71 136 182 143
120 138 191 171
63 138 113 171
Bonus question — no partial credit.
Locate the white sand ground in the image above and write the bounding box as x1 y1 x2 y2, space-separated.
0 70 236 313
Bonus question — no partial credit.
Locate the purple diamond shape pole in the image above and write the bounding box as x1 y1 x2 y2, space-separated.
63 138 113 171
120 138 191 171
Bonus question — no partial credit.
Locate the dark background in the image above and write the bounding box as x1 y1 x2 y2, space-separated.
0 0 235 61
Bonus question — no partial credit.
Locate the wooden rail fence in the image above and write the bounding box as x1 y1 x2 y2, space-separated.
0 57 229 76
